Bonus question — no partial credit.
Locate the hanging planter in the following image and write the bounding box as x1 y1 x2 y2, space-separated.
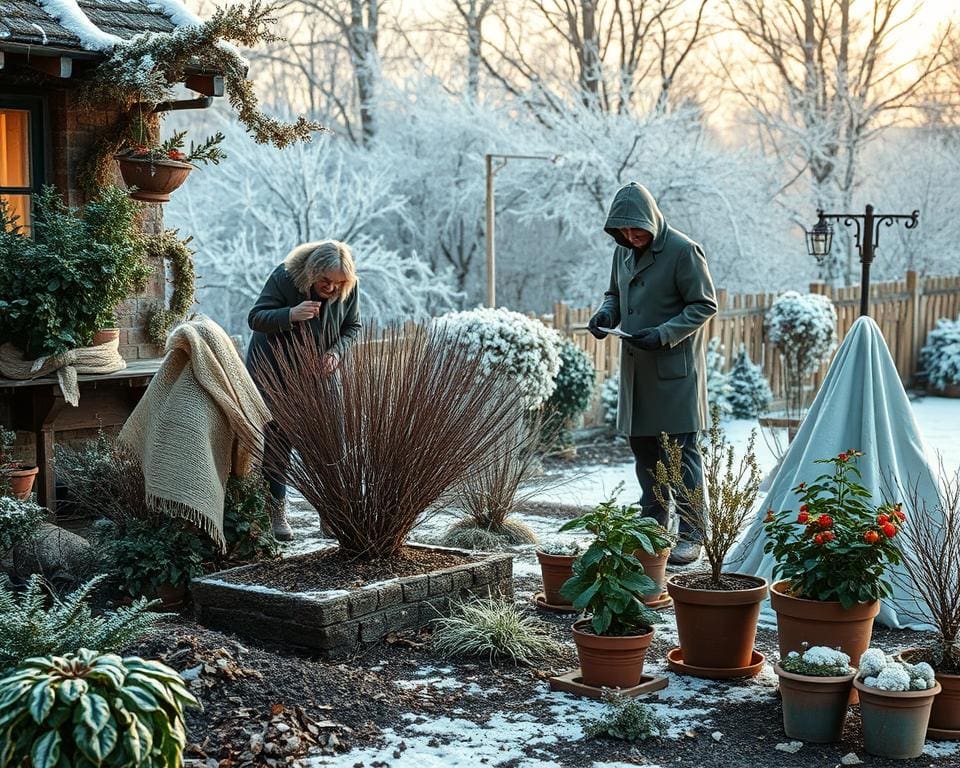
115 153 194 203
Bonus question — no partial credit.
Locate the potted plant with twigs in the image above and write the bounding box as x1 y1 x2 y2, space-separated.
774 643 856 743
559 499 665 689
115 128 226 203
764 451 904 678
654 411 767 678
0 427 37 500
894 460 960 740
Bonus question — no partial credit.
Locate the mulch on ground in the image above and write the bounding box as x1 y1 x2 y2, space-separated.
215 545 475 592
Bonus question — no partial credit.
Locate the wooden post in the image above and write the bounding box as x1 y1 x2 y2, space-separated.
906 270 922 386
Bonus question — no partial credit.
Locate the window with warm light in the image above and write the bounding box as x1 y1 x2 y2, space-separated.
0 97 43 232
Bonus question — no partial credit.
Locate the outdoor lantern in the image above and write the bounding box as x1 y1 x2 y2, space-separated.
806 216 833 262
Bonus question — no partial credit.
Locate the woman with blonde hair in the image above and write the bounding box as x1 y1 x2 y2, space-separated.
246 240 361 540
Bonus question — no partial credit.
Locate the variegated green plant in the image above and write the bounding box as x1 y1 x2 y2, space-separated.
0 648 199 767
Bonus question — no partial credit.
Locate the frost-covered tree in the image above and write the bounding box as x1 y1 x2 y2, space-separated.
727 344 773 419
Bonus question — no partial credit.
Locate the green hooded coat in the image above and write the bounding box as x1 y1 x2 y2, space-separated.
599 182 717 436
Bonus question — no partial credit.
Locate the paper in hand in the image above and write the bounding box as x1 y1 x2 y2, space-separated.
598 327 631 339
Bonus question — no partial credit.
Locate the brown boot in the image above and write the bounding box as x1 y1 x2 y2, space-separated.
268 497 293 542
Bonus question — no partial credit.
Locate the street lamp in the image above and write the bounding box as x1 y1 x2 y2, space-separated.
806 204 919 317
485 152 561 308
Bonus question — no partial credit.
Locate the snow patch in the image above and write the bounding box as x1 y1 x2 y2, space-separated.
924 740 960 758
36 0 120 50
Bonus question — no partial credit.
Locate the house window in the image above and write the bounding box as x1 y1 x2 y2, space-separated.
0 97 43 232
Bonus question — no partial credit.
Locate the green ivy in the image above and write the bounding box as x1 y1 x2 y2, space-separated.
144 232 196 347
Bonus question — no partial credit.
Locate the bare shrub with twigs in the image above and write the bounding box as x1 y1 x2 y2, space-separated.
894 460 960 673
256 325 526 560
653 407 762 587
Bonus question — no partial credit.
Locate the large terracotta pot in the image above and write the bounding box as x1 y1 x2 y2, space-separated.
115 155 193 203
899 649 960 739
774 663 855 743
635 548 669 604
572 618 653 689
667 572 768 673
854 677 942 759
5 465 38 500
536 550 575 607
91 328 120 346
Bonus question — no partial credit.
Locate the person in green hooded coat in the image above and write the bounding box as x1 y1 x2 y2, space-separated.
588 182 718 564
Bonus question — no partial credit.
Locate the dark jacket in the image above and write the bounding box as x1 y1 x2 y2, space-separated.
599 182 718 436
244 264 361 383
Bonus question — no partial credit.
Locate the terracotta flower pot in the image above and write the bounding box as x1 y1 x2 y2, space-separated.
4 465 38 500
636 548 669 603
899 649 960 739
774 663 855 743
854 677 942 759
572 618 653 689
666 572 768 673
91 328 120 346
536 550 576 607
115 155 193 203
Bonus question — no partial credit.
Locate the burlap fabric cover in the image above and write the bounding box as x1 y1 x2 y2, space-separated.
119 316 271 550
0 337 126 406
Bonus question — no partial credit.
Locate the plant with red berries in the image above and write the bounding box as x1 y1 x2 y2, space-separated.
764 451 904 608
118 129 226 168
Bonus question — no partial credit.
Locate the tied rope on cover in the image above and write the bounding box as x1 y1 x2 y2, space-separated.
0 337 126 406
119 316 271 550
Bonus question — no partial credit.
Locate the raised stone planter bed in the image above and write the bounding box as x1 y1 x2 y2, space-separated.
192 545 514 658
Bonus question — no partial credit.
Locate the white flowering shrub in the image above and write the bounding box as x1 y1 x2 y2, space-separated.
435 308 562 409
780 644 853 677
601 372 620 429
0 496 45 554
543 338 596 447
727 345 773 419
858 648 938 691
919 316 960 391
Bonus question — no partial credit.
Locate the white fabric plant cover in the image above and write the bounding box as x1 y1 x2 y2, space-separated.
725 316 936 629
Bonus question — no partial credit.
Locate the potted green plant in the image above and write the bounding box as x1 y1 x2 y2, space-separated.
115 128 226 203
535 538 582 610
654 415 768 677
0 648 199 766
559 499 664 689
0 186 151 358
854 648 941 759
895 462 960 739
765 451 903 673
774 644 856 743
0 427 37 500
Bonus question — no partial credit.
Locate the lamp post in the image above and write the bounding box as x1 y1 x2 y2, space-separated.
485 153 560 308
806 205 919 317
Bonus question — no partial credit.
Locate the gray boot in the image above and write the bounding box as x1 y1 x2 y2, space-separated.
268 497 293 542
668 540 702 565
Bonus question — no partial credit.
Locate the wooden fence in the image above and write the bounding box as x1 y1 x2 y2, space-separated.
540 271 960 427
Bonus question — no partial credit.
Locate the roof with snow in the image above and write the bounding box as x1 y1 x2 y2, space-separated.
0 0 176 53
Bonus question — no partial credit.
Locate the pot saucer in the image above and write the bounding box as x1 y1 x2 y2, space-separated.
927 727 960 741
549 668 668 699
666 647 766 679
532 592 578 613
642 592 673 610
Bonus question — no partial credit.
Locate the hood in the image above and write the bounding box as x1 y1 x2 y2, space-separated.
603 182 666 250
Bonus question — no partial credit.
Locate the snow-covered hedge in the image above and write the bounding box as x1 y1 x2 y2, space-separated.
434 308 562 410
0 496 45 554
727 345 773 419
858 648 937 691
706 337 733 419
919 315 960 391
765 291 838 375
601 372 620 429
543 338 596 445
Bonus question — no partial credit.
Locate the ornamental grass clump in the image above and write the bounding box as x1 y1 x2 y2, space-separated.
559 494 668 635
894 460 960 673
765 451 904 608
431 599 563 666
857 648 937 691
779 644 854 677
0 648 198 767
583 696 666 742
257 325 526 560
0 575 161 674
654 409 762 587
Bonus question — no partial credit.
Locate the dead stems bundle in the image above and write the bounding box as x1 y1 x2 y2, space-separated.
255 325 526 559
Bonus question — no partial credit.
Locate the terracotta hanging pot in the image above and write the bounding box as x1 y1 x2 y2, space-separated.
115 155 193 203
4 465 38 500
666 572 768 676
774 663 855 743
635 548 669 605
898 649 960 740
854 677 942 759
536 550 576 607
572 618 653 689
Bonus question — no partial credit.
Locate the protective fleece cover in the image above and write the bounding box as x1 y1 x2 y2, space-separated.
726 316 936 629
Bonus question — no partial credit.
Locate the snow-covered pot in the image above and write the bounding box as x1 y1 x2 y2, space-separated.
635 548 669 604
4 465 38 500
854 677 942 759
535 550 575 607
115 155 193 203
572 619 653 689
774 663 854 743
899 649 960 739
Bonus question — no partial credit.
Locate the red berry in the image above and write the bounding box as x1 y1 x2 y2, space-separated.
817 514 833 529
765 509 775 523
838 452 848 461
797 511 809 524
864 530 880 544
814 533 825 545
882 522 897 538
877 513 890 524
800 504 809 513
